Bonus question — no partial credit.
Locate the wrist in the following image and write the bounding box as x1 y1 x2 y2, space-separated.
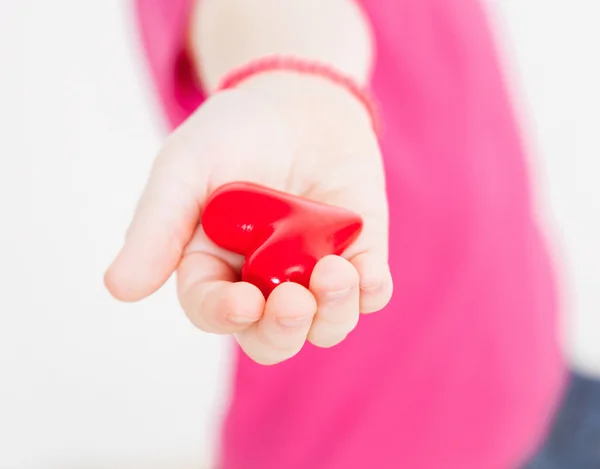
188 0 374 92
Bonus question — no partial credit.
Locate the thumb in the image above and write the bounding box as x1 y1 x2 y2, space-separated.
104 138 208 302
104 89 292 302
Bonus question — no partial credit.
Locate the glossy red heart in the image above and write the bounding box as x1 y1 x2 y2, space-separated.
201 182 363 298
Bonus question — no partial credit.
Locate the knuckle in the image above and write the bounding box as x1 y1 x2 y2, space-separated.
317 284 358 304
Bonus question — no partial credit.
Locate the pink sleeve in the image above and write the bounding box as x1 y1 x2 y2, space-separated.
133 0 204 130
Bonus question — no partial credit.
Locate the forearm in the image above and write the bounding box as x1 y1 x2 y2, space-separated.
188 0 374 92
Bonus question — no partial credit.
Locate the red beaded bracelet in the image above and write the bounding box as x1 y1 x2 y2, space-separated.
214 56 381 135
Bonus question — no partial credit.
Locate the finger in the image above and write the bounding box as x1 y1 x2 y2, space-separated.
177 251 265 334
349 252 394 313
307 172 393 313
307 255 360 348
344 211 394 313
105 134 207 302
236 282 317 366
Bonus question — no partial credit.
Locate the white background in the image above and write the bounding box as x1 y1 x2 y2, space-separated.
0 1 598 468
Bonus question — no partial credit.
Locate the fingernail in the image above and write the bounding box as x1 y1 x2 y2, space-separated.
277 316 313 329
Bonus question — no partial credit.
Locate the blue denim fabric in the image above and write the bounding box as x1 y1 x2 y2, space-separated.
525 371 600 469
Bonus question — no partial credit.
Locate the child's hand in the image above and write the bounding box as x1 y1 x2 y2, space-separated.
105 74 392 365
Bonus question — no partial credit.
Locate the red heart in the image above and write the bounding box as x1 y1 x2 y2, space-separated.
201 182 363 298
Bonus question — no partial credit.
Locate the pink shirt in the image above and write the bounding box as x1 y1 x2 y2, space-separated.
134 1 566 467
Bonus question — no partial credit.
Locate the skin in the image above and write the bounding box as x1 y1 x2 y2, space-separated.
104 0 393 365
